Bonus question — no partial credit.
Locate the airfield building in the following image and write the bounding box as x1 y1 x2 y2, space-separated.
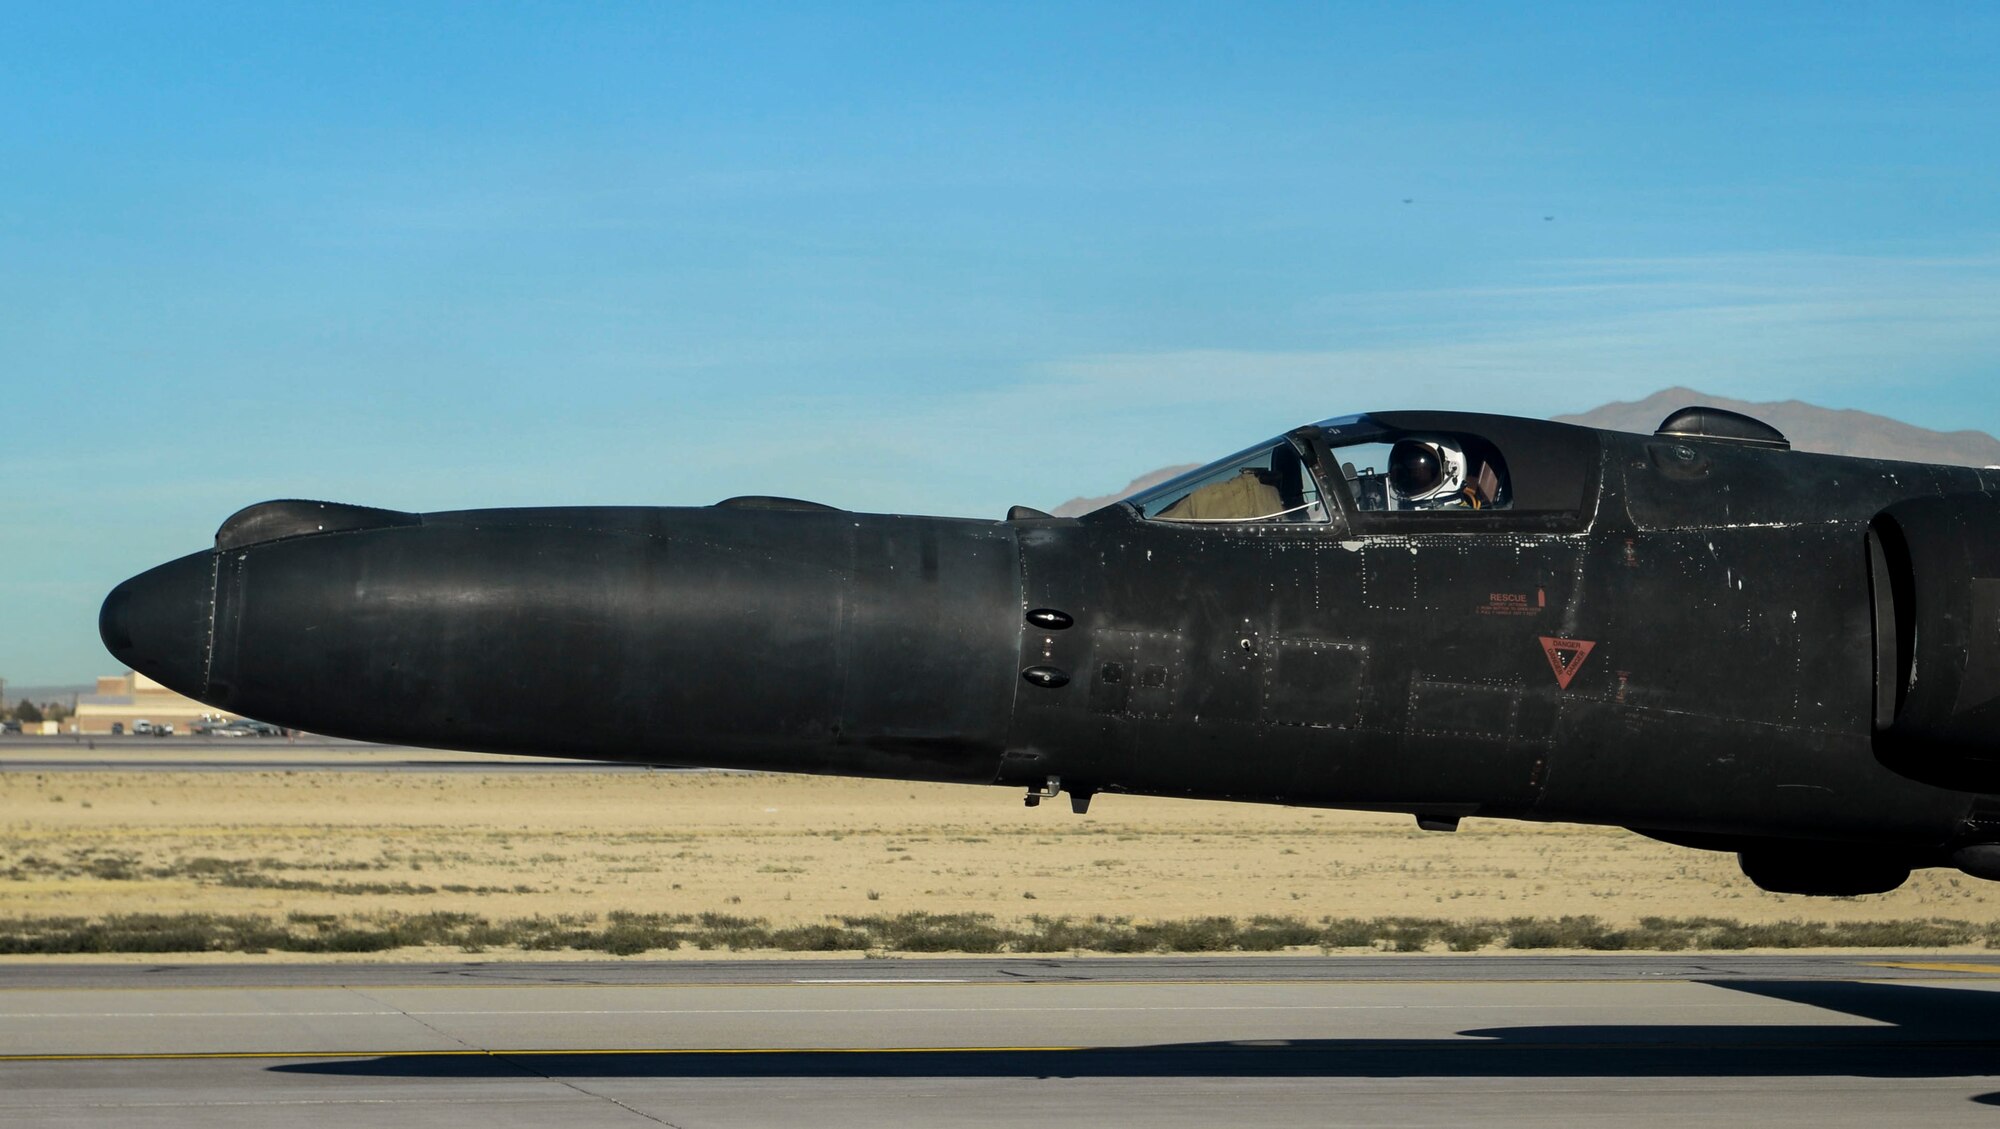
73 671 239 734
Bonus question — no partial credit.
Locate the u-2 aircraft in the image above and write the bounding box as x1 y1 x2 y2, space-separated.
101 403 2000 896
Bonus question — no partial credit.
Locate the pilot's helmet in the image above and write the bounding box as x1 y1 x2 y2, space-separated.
1388 436 1468 508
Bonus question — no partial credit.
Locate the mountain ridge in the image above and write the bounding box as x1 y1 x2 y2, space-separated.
1551 387 2000 466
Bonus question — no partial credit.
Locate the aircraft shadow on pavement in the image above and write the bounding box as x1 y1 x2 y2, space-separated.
272 979 2000 1081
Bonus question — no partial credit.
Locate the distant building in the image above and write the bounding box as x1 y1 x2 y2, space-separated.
73 671 239 734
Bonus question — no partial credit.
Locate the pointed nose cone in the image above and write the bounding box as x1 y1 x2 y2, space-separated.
100 551 215 700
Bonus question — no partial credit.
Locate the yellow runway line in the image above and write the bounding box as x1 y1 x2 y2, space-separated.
1863 961 2000 975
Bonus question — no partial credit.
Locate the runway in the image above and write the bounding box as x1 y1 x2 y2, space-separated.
0 734 653 772
8 955 2000 1127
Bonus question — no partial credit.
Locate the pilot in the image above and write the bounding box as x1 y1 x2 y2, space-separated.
1388 436 1494 510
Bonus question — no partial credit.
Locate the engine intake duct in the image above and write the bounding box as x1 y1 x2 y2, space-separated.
1870 494 2000 791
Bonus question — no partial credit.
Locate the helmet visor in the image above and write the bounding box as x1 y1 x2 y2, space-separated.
1389 440 1445 499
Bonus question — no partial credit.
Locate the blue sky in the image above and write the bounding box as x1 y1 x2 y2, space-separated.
4 2 1998 683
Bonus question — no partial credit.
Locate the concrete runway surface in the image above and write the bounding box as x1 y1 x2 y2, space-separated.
8 955 2000 1127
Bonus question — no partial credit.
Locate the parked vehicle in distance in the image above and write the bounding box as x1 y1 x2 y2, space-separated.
153 722 174 737
220 719 283 737
0 720 21 735
110 722 124 735
132 720 153 735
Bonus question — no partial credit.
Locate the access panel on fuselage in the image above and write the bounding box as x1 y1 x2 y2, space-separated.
1010 507 1588 813
1269 530 1588 813
1009 514 1291 800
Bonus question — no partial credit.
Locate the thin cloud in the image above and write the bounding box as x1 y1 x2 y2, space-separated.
1040 250 2000 421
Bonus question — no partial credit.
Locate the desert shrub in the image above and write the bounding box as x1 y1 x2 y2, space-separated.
1503 915 1625 950
0 909 1992 956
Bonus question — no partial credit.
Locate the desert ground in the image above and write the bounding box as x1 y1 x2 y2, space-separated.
5 767 1998 958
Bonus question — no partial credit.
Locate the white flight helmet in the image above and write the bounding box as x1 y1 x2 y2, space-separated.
1387 436 1468 509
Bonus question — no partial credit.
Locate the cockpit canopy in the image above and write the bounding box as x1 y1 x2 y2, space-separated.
1124 435 1332 524
1122 412 1595 527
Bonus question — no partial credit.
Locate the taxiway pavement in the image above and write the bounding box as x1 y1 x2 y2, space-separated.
7 955 2000 1127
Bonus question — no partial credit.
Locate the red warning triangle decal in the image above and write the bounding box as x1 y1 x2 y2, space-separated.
1539 636 1596 690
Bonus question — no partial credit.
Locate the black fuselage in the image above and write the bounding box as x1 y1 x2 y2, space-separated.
100 411 2000 892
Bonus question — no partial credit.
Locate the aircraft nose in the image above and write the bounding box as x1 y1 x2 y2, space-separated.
99 551 214 699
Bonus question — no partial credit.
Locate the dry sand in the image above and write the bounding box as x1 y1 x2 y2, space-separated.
5 770 1995 938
